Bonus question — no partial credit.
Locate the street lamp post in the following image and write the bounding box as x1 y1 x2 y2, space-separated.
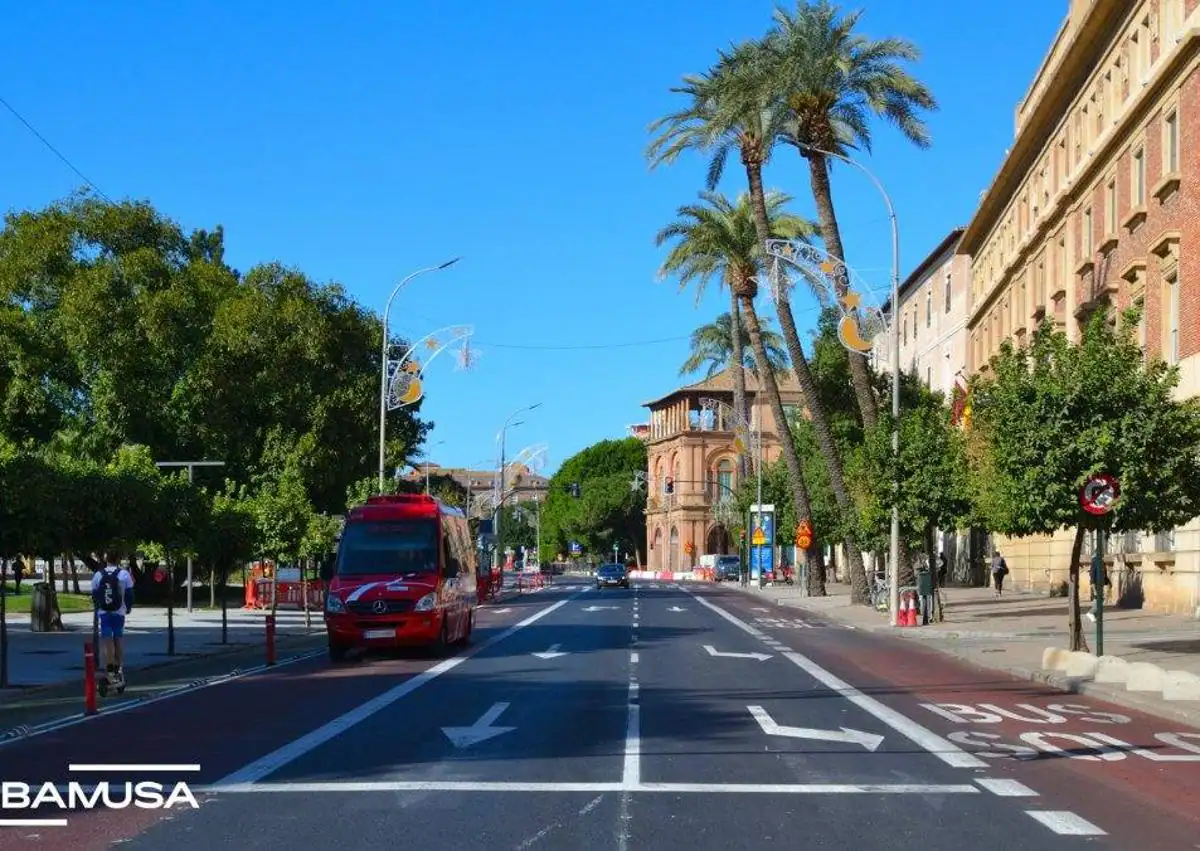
154 461 225 613
494 403 542 571
377 258 461 493
799 144 901 626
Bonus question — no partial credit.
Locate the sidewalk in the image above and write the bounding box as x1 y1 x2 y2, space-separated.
0 605 324 688
740 580 1200 728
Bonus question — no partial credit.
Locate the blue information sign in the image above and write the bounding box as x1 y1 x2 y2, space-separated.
748 506 775 581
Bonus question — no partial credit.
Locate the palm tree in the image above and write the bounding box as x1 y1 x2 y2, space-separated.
649 41 871 599
679 311 788 380
656 189 805 435
649 61 835 594
762 0 938 430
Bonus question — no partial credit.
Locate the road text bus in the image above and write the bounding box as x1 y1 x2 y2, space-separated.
321 493 477 661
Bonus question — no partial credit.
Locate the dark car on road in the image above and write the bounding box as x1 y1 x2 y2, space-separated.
595 562 630 589
714 555 741 582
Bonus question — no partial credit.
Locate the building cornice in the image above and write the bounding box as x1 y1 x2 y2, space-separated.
960 4 1132 256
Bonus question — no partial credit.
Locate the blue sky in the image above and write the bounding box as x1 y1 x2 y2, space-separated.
1 1 1064 476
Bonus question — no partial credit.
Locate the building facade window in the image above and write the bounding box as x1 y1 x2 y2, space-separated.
1133 147 1146 205
1105 179 1117 234
1134 295 1146 359
716 459 733 503
1167 274 1180 364
1083 207 1093 256
1165 110 1179 173
944 272 952 313
925 287 932 327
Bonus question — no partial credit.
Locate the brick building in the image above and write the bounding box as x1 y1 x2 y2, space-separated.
641 368 803 572
959 0 1200 614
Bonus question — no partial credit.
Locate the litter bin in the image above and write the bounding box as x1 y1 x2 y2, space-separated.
29 581 61 632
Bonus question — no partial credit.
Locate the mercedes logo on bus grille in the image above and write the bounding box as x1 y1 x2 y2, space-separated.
372 600 388 614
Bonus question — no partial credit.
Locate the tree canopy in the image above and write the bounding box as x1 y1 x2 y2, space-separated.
967 311 1200 649
540 438 647 561
0 192 435 577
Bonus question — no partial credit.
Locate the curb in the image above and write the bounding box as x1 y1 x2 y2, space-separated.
0 630 322 708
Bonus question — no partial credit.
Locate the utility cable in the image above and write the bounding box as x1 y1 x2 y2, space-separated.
0 94 113 202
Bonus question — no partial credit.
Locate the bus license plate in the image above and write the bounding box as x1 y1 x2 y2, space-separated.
363 628 395 640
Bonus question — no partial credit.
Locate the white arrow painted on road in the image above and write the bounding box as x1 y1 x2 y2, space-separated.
752 607 770 612
703 645 771 661
532 644 567 659
441 703 516 748
582 605 619 612
748 705 884 751
486 608 513 614
667 606 687 612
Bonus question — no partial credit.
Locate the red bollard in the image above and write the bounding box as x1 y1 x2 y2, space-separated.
83 642 97 715
265 614 276 666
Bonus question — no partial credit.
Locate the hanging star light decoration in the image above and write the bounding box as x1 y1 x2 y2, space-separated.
455 339 482 371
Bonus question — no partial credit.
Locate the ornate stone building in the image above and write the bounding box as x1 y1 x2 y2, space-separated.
640 368 803 572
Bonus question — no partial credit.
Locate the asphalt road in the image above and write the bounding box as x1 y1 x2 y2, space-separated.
0 577 1197 850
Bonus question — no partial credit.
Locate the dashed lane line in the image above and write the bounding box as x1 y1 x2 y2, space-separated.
1025 811 1107 836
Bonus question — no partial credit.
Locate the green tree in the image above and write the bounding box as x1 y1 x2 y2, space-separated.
968 312 1200 651
541 439 647 561
854 379 971 569
759 0 937 428
680 311 788 380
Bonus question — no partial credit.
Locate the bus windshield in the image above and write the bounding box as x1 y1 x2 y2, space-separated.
335 518 439 577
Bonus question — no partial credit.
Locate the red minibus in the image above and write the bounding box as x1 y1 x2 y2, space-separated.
321 493 477 661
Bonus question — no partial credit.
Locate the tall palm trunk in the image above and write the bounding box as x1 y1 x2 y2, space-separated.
737 293 823 594
742 161 867 601
742 158 825 595
809 151 914 589
768 278 871 604
807 154 878 430
729 293 750 484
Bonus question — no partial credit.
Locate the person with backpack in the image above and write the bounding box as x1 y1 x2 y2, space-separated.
91 551 135 692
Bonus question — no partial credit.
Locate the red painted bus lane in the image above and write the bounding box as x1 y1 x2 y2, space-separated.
712 589 1200 847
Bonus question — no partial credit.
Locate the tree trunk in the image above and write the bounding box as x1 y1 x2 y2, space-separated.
806 152 879 429
769 267 870 603
729 292 750 484
1068 525 1088 652
744 159 827 591
738 293 822 592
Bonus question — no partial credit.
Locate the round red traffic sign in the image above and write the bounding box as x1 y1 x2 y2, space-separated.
1080 473 1120 515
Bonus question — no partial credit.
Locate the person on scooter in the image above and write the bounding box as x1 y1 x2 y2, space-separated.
91 551 135 690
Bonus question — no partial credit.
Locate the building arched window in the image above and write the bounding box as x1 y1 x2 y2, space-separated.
716 459 734 503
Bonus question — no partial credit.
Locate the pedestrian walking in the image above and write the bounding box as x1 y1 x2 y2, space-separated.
11 559 22 594
91 552 135 694
991 549 1008 596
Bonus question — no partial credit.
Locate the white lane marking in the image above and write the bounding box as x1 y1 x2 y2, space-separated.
630 652 638 664
70 764 200 772
1025 811 1106 835
578 794 604 815
976 778 1037 797
215 594 580 786
688 592 987 770
0 819 67 827
207 781 981 795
